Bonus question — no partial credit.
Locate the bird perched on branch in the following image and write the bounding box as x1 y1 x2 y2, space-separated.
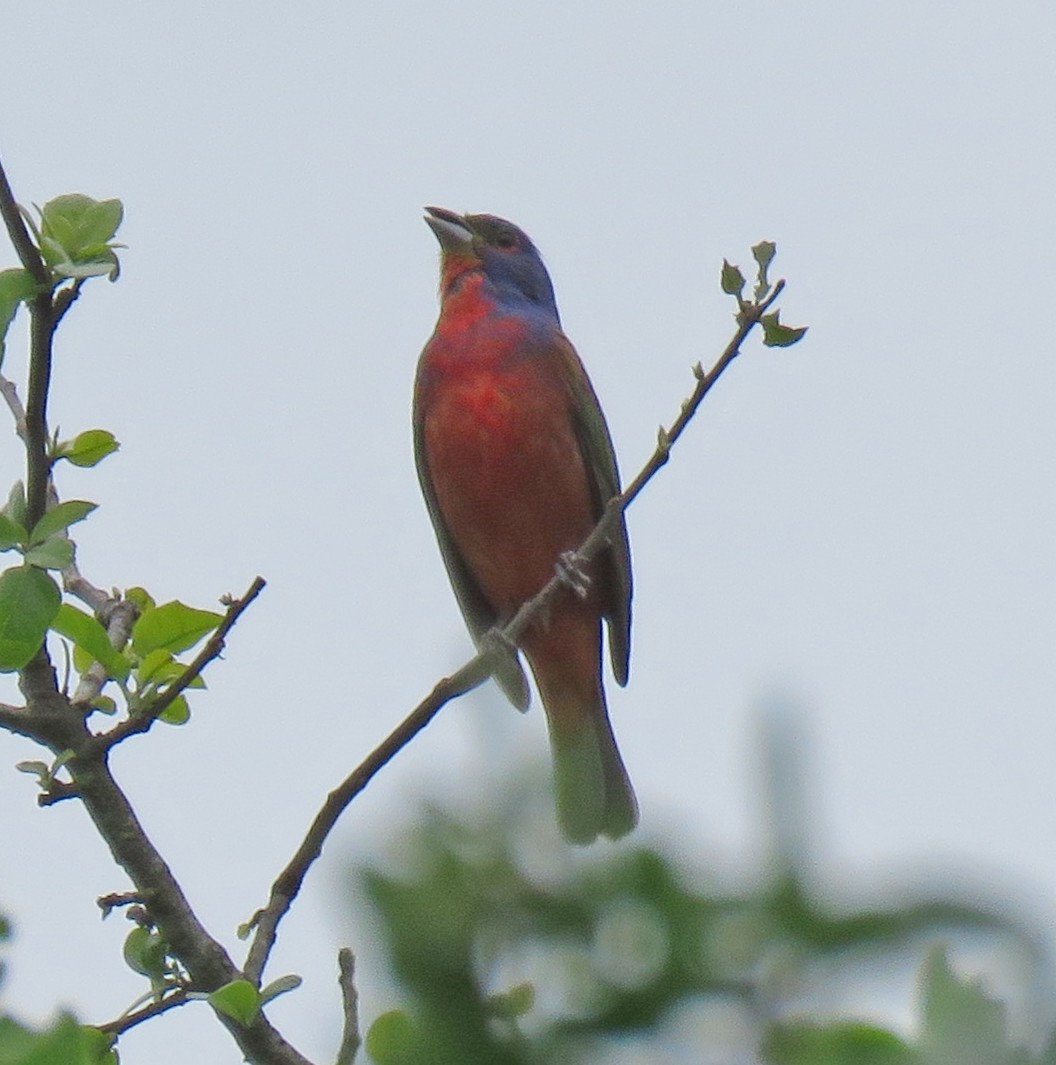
413 207 637 844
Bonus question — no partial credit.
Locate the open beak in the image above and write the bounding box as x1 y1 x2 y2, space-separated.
424 206 475 253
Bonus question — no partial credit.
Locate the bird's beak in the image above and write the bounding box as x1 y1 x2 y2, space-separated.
424 206 475 254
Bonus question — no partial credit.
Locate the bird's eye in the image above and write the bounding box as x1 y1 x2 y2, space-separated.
494 234 517 250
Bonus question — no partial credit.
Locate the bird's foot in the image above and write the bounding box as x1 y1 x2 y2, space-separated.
480 627 530 712
556 551 591 600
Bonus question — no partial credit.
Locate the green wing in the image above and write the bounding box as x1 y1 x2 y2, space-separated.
555 334 633 686
412 395 532 711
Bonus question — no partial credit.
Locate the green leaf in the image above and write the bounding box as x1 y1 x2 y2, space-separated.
208 979 261 1027
0 566 61 671
37 195 124 286
54 429 120 468
72 642 93 676
54 254 119 281
51 603 130 682
15 760 51 784
0 1014 117 1065
136 649 206 691
919 947 1022 1065
40 195 123 258
762 1020 912 1065
0 513 27 551
125 586 155 613
132 600 222 657
157 693 190 725
136 647 174 685
259 974 303 1006
752 240 776 272
24 538 74 571
760 311 808 348
720 259 746 297
81 198 124 247
0 268 38 366
29 500 97 545
3 482 27 528
122 927 168 982
365 1010 419 1064
485 981 535 1019
91 694 117 715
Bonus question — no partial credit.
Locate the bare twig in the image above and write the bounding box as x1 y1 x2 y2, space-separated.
22 297 55 532
96 988 191 1036
0 158 53 532
0 702 29 734
335 949 361 1065
244 277 790 984
0 157 48 285
63 565 115 613
99 576 266 749
53 277 85 327
97 891 150 918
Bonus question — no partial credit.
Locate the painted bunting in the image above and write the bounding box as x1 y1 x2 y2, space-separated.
413 207 637 844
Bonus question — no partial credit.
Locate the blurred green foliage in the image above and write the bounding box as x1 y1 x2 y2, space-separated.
0 916 116 1065
353 727 1055 1065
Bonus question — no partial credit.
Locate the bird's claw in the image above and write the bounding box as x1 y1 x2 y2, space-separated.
556 551 591 600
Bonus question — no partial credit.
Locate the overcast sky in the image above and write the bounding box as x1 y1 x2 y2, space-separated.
1 1 1054 1061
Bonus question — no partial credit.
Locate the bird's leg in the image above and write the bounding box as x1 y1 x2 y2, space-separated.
556 551 591 600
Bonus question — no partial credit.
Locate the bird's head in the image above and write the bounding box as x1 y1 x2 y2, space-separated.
424 206 559 319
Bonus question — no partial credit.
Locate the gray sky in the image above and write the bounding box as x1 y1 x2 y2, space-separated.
1 1 1054 1061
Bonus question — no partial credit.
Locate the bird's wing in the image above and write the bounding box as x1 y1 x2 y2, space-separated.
412 398 532 711
553 332 633 686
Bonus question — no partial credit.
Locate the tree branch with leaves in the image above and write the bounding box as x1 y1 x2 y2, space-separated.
0 148 804 1064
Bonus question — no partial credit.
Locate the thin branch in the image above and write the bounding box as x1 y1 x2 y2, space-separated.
0 157 48 285
63 559 118 614
97 890 150 918
243 655 492 983
52 277 85 327
69 572 139 708
96 988 191 1036
335 949 361 1065
0 160 53 532
0 702 31 736
67 717 313 1064
99 576 266 749
38 779 79 806
244 277 790 984
23 294 57 530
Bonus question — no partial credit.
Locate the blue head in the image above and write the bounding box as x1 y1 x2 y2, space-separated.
425 206 560 322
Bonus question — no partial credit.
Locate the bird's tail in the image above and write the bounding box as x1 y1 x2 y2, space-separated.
531 636 638 844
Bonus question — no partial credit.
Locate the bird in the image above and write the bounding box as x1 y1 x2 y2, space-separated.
413 206 637 844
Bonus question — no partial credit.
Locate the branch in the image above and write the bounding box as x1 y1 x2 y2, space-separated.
67 564 139 708
63 563 115 614
69 720 314 1064
99 576 266 748
243 655 492 983
0 701 31 736
244 275 791 984
2 157 309 1062
0 157 48 285
0 158 52 532
96 988 191 1036
334 949 361 1065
